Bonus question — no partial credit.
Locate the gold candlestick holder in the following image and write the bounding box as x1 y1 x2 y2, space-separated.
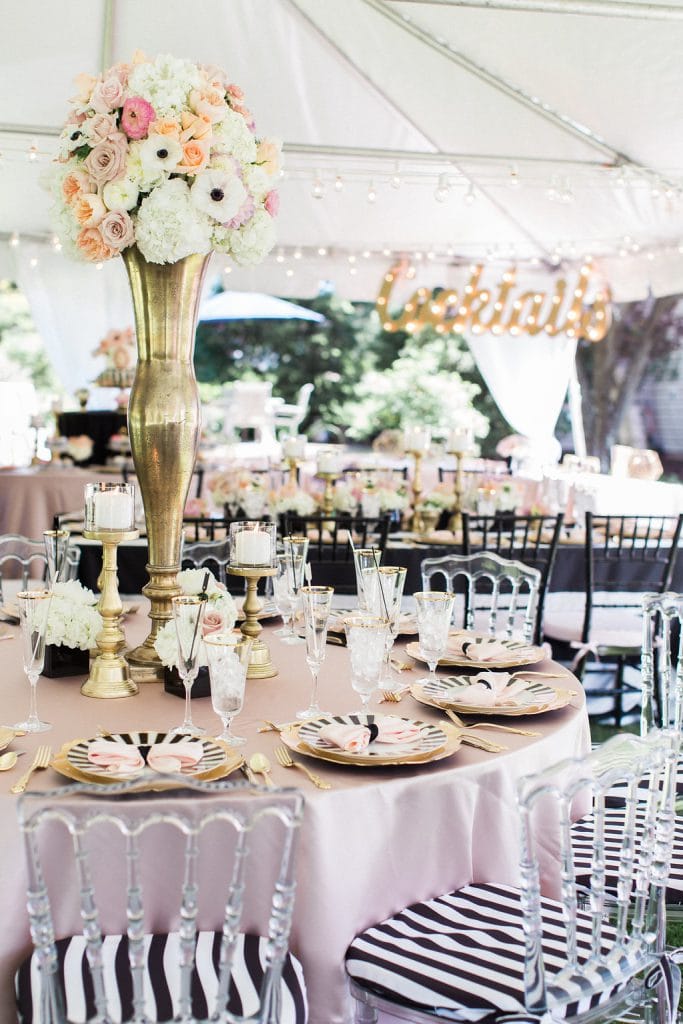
81 528 139 699
227 564 278 679
407 449 425 532
286 455 300 485
447 449 466 535
317 471 341 516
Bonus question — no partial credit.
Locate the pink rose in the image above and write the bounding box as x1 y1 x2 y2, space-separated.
84 134 128 185
99 210 134 251
120 96 156 140
264 190 279 217
83 112 118 144
90 76 125 114
202 609 224 636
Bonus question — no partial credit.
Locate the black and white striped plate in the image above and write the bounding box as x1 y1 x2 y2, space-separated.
406 634 545 669
67 731 228 781
417 675 568 716
296 713 447 764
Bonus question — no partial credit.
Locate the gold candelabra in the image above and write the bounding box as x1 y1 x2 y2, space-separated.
286 455 300 486
227 565 278 679
407 449 425 532
447 449 466 535
317 471 341 516
81 528 140 699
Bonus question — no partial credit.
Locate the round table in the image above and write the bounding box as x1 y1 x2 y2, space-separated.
0 605 590 1024
0 466 114 537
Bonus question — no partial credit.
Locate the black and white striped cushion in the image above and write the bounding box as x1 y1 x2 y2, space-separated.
15 932 307 1024
571 807 683 904
346 883 641 1021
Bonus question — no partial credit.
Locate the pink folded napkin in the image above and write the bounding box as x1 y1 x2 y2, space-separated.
146 740 205 774
448 637 513 662
375 715 422 744
317 723 371 752
449 671 528 708
87 740 145 774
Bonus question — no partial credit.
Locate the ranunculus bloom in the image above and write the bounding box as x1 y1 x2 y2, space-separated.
74 193 106 228
202 609 224 636
75 226 115 262
150 118 181 138
61 169 92 205
120 96 156 140
83 113 118 145
177 140 209 176
84 134 128 185
71 72 98 104
257 139 281 177
264 189 279 216
90 75 125 114
189 86 227 124
180 111 212 142
99 210 134 250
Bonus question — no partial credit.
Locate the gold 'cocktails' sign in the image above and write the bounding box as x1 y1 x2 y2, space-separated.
376 262 611 342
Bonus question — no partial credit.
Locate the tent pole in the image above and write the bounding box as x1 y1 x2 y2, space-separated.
391 0 683 20
567 359 587 458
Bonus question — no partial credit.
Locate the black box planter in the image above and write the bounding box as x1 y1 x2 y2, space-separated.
42 644 90 678
163 665 211 699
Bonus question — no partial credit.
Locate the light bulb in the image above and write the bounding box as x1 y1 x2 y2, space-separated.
367 181 377 204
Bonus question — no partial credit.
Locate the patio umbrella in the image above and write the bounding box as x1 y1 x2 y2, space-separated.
199 290 325 323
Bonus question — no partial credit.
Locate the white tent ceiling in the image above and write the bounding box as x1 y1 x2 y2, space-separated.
3 0 683 300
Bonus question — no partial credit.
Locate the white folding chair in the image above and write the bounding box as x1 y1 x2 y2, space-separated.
346 730 680 1024
421 551 541 644
15 777 307 1023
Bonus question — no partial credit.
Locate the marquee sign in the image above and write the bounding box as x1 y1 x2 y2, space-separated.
375 262 611 342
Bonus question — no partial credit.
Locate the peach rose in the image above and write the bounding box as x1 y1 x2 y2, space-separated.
177 139 209 176
71 72 98 105
75 227 115 262
227 84 244 101
83 112 118 145
84 133 128 185
150 118 181 138
257 140 281 177
99 210 134 251
62 169 92 205
202 609 224 636
74 193 106 228
189 86 227 124
180 111 212 142
90 75 126 114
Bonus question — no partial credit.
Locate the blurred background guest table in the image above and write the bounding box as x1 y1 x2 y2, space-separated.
55 411 127 467
0 601 589 1024
0 465 121 538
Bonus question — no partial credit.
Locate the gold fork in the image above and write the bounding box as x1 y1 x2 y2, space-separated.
11 745 52 794
443 707 541 738
274 746 332 790
380 689 405 703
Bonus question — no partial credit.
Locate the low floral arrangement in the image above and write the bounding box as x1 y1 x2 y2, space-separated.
49 51 279 266
154 569 237 669
183 496 211 518
64 435 94 463
332 481 358 514
270 485 318 517
206 468 264 512
376 486 410 514
420 484 454 510
46 580 102 650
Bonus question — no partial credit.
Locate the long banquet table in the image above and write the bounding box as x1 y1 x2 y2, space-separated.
0 603 590 1024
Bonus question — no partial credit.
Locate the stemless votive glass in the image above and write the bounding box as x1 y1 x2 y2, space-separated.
229 521 277 567
84 482 135 533
205 633 252 745
414 591 456 683
344 615 390 711
14 590 52 733
297 585 334 720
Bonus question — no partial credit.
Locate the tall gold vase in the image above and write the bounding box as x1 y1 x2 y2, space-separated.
122 246 212 682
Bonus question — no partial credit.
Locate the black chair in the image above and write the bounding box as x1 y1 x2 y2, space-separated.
544 511 683 726
461 512 563 646
282 513 390 593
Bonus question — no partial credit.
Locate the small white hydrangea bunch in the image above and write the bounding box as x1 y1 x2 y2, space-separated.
154 569 237 669
46 580 102 650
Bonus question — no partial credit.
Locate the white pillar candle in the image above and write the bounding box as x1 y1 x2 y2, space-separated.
317 450 341 474
404 426 431 452
93 489 133 530
235 529 272 566
283 434 307 459
447 427 473 452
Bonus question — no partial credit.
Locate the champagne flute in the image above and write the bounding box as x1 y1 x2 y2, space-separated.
364 566 407 682
414 591 456 684
353 547 381 611
273 553 305 645
344 615 389 711
14 590 52 733
171 594 207 736
205 633 252 745
297 585 334 720
43 530 71 586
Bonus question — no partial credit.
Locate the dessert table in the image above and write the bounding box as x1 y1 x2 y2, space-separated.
0 604 590 1024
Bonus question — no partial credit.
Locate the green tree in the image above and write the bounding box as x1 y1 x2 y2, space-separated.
0 281 57 392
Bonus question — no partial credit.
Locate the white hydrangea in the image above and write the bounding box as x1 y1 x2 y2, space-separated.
128 54 202 118
377 487 410 512
228 209 277 266
212 109 257 163
274 490 318 516
242 164 272 201
135 178 212 264
154 569 237 669
46 580 102 650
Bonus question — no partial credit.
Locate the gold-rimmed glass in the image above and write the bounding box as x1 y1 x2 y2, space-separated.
14 590 52 733
414 591 456 683
171 594 207 736
364 566 407 681
297 585 334 720
204 633 252 745
343 615 390 711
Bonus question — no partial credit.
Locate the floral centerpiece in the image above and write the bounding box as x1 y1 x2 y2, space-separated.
92 326 137 391
270 484 318 517
63 435 95 465
154 569 237 696
43 580 102 678
50 51 280 266
206 468 268 516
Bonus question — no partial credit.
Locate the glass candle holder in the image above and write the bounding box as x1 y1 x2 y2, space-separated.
84 482 135 533
229 520 277 568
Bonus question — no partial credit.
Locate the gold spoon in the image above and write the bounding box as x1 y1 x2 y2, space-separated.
248 752 275 788
0 750 25 771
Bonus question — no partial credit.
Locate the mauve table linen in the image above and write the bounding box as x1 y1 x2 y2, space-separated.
0 602 589 1024
0 466 108 537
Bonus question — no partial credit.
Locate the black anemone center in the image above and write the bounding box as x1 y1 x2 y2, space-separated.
210 188 225 202
70 131 81 141
156 148 169 159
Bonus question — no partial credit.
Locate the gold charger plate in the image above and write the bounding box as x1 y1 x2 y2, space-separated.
406 635 545 670
53 735 243 789
279 717 462 768
411 681 574 718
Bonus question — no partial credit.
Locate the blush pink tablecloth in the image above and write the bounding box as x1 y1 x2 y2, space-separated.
0 466 111 537
0 603 589 1024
